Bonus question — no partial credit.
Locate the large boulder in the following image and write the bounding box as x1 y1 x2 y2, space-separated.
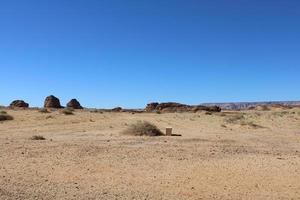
44 95 62 108
67 99 83 109
10 100 29 108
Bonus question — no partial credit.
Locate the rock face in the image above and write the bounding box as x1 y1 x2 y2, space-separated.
145 103 159 112
145 102 221 113
9 100 29 108
67 99 83 109
44 95 62 108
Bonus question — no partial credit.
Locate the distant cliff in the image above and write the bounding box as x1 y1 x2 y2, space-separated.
202 101 300 110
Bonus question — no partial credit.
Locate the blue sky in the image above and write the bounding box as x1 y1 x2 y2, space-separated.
0 0 299 108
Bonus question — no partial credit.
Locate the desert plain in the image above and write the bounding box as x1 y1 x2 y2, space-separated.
0 108 300 199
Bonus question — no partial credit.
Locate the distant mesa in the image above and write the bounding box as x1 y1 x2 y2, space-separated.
10 100 29 108
67 99 83 109
145 102 221 113
44 95 62 108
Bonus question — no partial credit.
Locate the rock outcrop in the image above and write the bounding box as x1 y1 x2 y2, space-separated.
44 95 62 108
145 103 159 112
67 99 83 109
111 107 122 112
145 102 221 113
9 100 29 108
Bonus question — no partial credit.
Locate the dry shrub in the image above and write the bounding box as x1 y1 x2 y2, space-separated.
224 114 245 124
90 109 103 113
0 110 7 114
39 108 51 113
0 113 13 121
205 111 212 115
30 135 46 140
271 111 290 117
60 108 74 115
122 121 164 136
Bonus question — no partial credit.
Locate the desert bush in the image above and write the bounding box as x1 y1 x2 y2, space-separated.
39 108 51 113
60 108 74 115
224 114 245 124
271 111 290 117
122 121 164 136
0 110 7 114
0 113 13 121
90 109 103 114
30 135 46 140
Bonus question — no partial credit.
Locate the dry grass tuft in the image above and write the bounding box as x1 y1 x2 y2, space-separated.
0 113 13 121
240 121 264 129
39 108 51 113
122 121 164 136
224 114 245 124
30 135 46 140
60 108 74 115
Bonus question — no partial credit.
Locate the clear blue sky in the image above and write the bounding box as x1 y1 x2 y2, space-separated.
0 0 299 108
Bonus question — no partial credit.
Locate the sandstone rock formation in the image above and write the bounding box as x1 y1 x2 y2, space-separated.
44 95 62 108
145 102 221 113
145 103 159 112
67 99 83 109
9 100 29 108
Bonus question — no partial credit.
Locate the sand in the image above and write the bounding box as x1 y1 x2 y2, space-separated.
0 108 300 199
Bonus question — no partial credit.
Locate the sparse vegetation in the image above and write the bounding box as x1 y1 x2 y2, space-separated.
271 111 290 117
240 121 264 129
0 113 13 121
224 113 264 129
0 110 7 114
30 135 46 140
60 108 74 115
224 114 245 123
122 121 164 136
39 108 51 113
90 109 103 114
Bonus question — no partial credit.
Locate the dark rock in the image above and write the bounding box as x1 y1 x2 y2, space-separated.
111 107 122 112
44 95 62 108
145 102 159 112
67 99 83 109
144 102 221 113
9 100 29 108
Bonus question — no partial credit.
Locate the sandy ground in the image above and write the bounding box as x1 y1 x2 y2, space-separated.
0 108 300 200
